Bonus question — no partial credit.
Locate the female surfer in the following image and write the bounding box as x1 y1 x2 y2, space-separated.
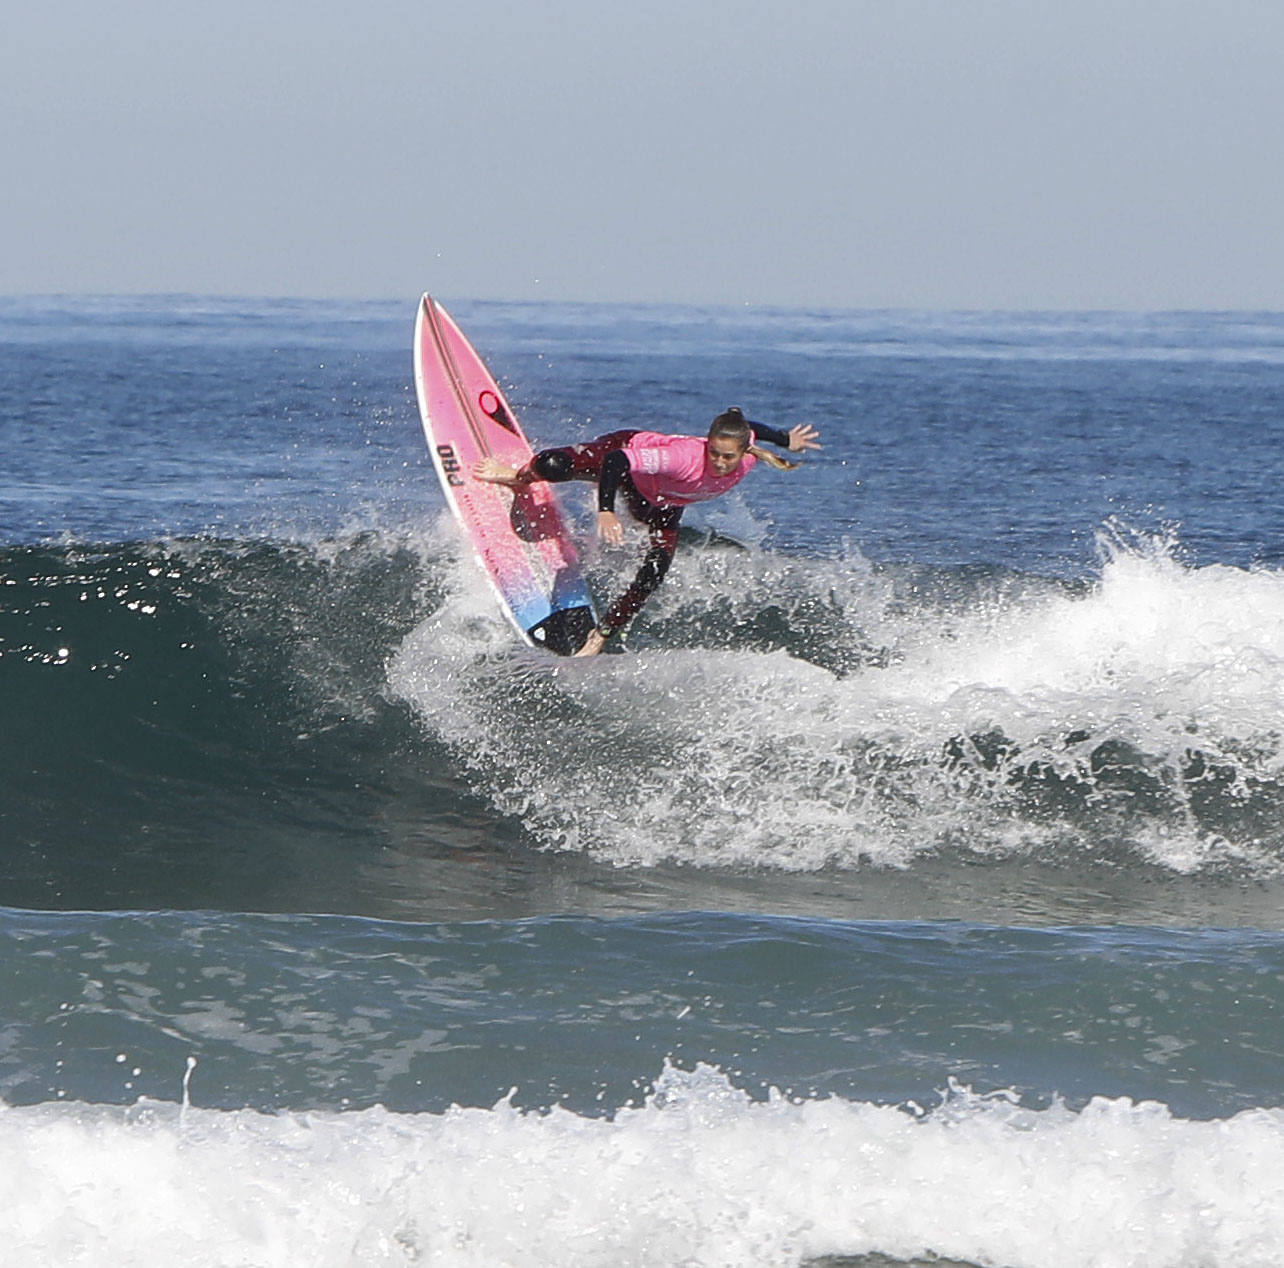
474 407 821 657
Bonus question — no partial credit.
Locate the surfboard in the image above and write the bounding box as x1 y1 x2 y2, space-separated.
413 294 597 656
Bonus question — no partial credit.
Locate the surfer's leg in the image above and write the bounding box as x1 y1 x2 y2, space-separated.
596 509 682 638
572 628 609 657
530 449 577 480
473 457 527 485
536 431 640 483
473 449 576 485
477 431 639 488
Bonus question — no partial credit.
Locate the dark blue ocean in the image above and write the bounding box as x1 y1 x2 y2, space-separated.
4 295 1284 1266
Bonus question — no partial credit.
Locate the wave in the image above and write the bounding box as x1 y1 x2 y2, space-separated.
8 520 1284 899
391 521 1284 875
0 530 452 911
5 1063 1283 1268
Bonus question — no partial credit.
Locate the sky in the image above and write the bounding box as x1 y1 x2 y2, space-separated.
3 0 1282 309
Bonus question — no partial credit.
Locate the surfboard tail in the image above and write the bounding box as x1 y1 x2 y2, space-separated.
527 604 597 656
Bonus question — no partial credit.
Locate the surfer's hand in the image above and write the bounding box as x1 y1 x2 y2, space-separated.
787 423 822 453
596 511 624 546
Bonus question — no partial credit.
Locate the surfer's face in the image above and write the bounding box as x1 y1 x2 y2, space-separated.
706 438 748 476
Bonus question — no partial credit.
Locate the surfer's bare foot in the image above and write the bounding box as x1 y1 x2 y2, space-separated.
573 629 607 658
473 457 523 486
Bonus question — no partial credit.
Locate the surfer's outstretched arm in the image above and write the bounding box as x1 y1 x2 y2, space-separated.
746 420 822 452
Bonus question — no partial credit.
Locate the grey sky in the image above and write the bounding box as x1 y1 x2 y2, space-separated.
3 1 1281 308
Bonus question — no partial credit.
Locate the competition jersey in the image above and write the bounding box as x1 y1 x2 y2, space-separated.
622 432 757 507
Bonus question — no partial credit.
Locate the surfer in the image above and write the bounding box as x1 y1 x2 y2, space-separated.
473 407 821 656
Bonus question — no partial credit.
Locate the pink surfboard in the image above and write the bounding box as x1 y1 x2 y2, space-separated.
412 294 597 655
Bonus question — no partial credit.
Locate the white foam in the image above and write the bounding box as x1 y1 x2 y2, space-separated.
871 528 1284 728
389 526 1284 872
4 1065 1284 1267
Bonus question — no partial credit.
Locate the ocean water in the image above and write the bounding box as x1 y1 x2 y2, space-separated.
3 295 1284 1265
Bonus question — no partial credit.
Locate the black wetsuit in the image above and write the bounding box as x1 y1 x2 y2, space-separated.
521 423 793 636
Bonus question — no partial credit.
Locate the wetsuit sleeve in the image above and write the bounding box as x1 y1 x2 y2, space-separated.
748 420 793 449
598 448 631 512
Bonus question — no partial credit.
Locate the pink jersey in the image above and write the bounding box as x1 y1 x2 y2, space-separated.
623 432 757 507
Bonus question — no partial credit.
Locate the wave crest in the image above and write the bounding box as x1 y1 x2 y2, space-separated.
391 526 1284 875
